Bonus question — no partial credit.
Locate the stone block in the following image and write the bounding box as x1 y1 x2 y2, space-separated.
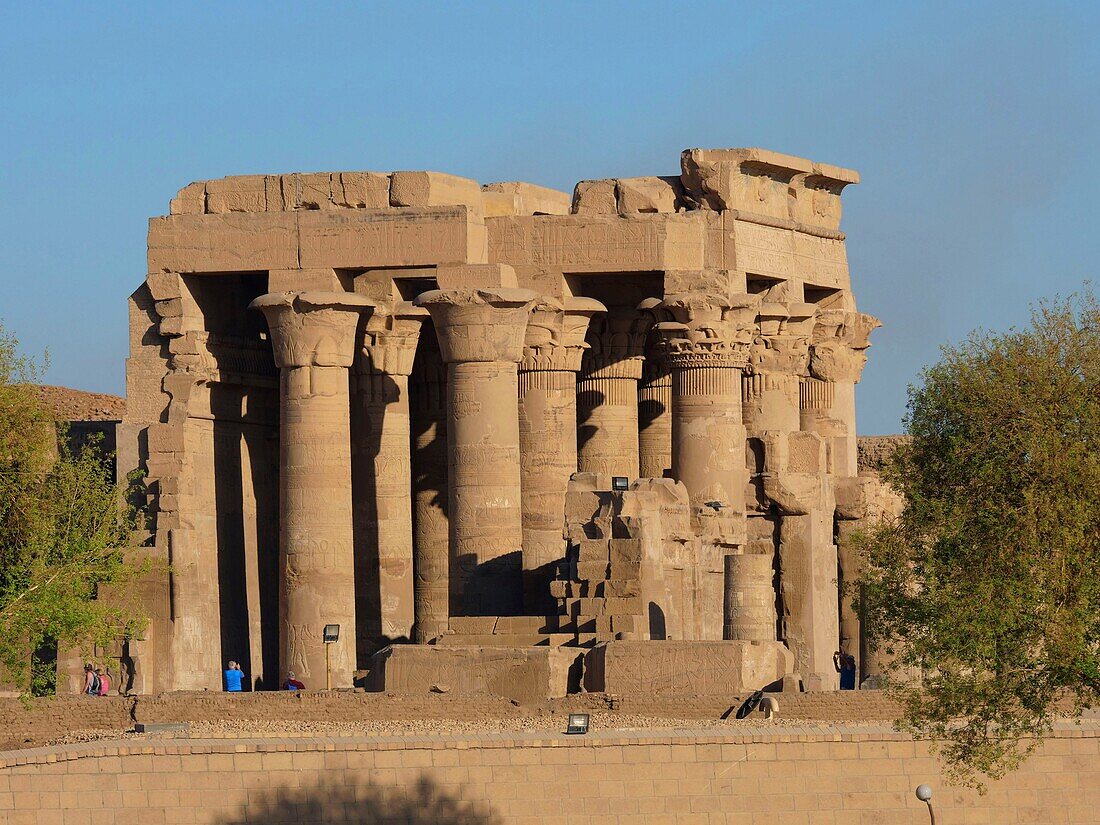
148 212 299 273
390 171 483 213
366 645 569 703
616 176 683 215
204 176 270 214
583 640 794 695
489 213 705 272
334 172 390 209
298 207 484 269
681 147 813 217
605 578 640 598
571 179 618 214
447 616 497 635
482 182 571 216
574 561 610 581
169 182 206 215
281 173 336 210
576 540 611 563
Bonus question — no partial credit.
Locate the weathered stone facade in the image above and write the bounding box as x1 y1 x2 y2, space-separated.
115 148 898 694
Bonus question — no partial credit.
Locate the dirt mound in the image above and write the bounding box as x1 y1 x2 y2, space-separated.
32 385 125 421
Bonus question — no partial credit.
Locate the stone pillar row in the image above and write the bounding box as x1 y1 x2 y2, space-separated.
252 280 876 686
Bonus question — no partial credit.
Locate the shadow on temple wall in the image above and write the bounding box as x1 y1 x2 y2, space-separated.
575 386 604 456
351 370 400 665
215 775 500 825
211 387 281 691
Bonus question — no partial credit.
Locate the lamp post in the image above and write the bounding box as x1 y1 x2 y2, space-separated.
322 624 340 691
915 784 935 824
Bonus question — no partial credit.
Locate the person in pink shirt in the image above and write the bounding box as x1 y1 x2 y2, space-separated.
96 668 111 696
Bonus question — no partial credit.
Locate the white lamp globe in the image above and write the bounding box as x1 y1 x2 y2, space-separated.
915 784 933 802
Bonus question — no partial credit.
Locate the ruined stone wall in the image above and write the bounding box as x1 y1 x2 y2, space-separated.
122 147 882 693
3 724 1098 824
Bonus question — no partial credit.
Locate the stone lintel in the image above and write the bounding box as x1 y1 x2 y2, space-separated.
487 213 705 273
148 206 486 274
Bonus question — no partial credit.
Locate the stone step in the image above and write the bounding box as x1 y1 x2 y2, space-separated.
447 615 561 635
434 632 576 648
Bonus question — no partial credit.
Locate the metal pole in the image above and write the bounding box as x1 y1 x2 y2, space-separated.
925 801 936 825
326 643 332 691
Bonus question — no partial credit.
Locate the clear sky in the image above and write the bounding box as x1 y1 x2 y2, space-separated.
2 1 1097 434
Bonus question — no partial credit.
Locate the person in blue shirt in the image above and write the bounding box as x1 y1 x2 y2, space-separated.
224 660 245 692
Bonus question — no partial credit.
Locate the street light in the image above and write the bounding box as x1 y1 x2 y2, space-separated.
915 784 935 824
322 624 340 690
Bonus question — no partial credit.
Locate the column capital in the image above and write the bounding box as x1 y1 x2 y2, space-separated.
359 301 428 377
747 301 817 377
250 291 375 369
809 310 881 383
521 296 605 373
579 306 653 378
414 288 537 364
652 291 759 369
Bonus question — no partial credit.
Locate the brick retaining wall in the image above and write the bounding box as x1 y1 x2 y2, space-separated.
0 690 905 751
2 722 1098 824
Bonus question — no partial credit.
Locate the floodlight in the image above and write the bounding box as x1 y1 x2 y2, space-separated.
565 713 590 735
611 476 629 491
323 624 340 643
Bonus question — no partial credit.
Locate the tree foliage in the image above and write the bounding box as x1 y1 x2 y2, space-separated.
857 290 1100 786
0 323 148 694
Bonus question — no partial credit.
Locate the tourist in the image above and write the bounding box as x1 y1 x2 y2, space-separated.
96 667 111 696
83 663 100 696
284 671 305 692
834 650 857 690
224 660 245 692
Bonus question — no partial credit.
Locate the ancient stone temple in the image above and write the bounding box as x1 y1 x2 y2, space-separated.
116 148 898 696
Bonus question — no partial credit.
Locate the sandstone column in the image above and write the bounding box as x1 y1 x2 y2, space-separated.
250 291 374 688
576 309 651 478
803 310 880 679
803 310 881 477
518 296 605 613
638 348 672 480
351 302 426 656
409 330 450 643
656 292 758 640
723 553 777 641
415 286 537 616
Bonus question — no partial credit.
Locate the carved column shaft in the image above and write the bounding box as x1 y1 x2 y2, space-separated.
576 309 650 479
251 291 373 688
518 297 603 613
804 310 880 477
638 357 672 479
416 286 536 617
351 304 424 658
670 363 744 511
410 336 449 644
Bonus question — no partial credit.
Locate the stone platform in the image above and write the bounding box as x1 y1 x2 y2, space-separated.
368 640 793 704
584 640 794 695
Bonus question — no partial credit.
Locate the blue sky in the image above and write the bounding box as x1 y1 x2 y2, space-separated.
1 1 1097 433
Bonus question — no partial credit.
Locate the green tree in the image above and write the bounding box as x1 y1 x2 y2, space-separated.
0 322 148 695
858 290 1100 786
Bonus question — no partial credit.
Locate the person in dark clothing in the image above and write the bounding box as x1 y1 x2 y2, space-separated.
834 650 857 690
